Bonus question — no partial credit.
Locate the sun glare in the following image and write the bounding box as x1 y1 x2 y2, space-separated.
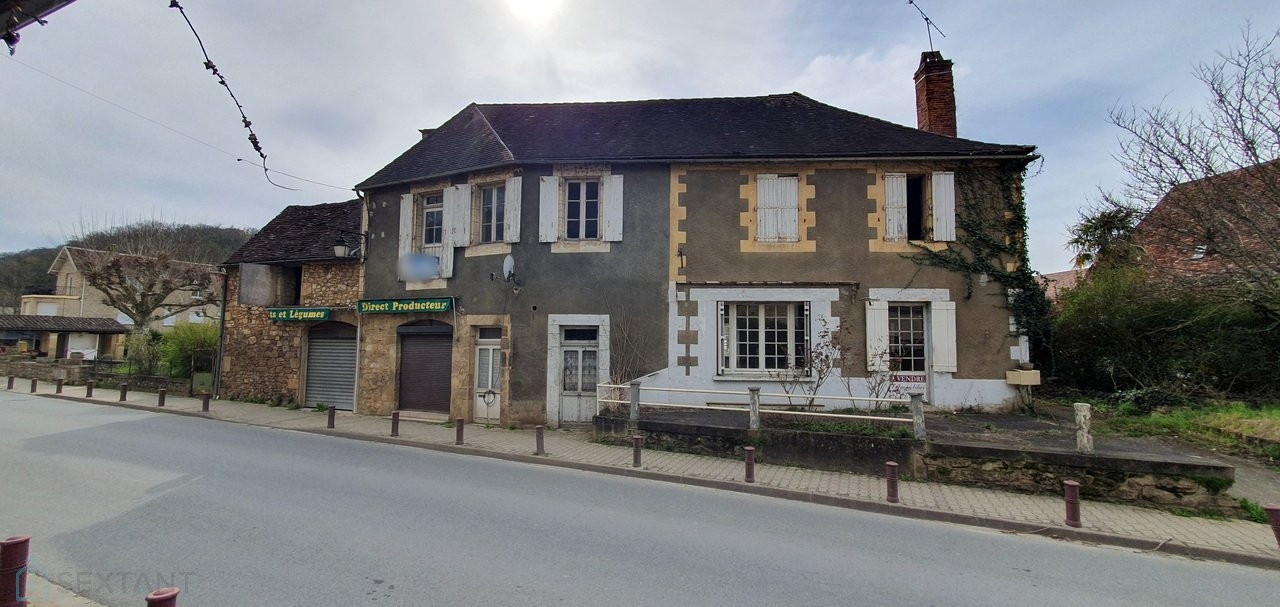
503 0 567 26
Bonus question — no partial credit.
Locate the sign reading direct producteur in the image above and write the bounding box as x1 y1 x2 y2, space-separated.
357 298 453 314
267 307 331 322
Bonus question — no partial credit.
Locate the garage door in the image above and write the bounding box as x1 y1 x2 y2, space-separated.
398 322 453 413
306 323 357 411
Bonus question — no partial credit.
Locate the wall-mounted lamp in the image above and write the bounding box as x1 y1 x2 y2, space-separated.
333 231 368 258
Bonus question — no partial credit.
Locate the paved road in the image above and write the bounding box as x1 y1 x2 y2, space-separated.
2 392 1277 606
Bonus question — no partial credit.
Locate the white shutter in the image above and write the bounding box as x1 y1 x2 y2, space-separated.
778 176 798 241
930 301 957 372
756 176 781 241
884 173 907 241
932 172 956 241
444 184 471 247
437 243 454 279
865 300 889 371
539 176 559 242
504 176 522 243
602 174 624 241
397 193 414 281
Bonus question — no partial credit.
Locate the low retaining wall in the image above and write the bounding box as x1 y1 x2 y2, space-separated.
90 372 193 396
2 360 92 383
594 415 1241 516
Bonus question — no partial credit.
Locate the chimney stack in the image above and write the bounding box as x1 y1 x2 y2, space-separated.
914 51 956 137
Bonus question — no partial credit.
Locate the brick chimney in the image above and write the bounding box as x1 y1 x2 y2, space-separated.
914 51 956 137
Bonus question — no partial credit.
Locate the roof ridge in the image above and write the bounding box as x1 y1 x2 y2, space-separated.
473 92 802 109
470 104 515 162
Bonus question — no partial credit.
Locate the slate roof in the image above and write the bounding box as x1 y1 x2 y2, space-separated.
0 315 128 334
224 200 362 265
357 93 1036 189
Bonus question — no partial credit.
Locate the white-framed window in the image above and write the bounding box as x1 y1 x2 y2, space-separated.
885 171 955 242
888 304 926 372
1190 244 1209 260
418 192 444 246
561 326 599 394
36 302 58 316
163 315 177 327
564 179 600 240
478 184 506 244
719 302 809 373
756 174 799 242
115 311 133 326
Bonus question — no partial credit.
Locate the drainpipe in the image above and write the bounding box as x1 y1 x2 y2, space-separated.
211 269 230 398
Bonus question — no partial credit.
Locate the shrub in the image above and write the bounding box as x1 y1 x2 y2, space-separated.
160 322 219 378
123 330 164 376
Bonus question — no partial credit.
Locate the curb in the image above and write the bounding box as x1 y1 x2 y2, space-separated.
30 391 1280 571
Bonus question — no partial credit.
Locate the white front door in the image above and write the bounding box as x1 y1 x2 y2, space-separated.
473 328 502 422
888 303 929 400
558 327 599 424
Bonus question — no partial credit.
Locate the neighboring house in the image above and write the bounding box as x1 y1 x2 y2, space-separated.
345 51 1038 426
0 314 127 359
18 246 220 358
217 200 362 410
1041 269 1086 304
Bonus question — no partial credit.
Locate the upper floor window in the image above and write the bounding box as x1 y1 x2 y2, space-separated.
565 179 600 240
885 172 955 242
756 174 799 242
418 193 443 246
478 184 506 244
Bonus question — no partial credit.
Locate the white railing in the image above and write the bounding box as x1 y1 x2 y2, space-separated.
596 381 927 439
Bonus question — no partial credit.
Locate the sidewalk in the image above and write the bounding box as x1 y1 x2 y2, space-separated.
16 381 1280 569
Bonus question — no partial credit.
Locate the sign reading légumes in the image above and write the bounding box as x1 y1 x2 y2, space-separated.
267 307 331 322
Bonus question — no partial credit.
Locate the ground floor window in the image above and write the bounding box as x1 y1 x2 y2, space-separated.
561 327 598 394
719 302 809 372
888 303 926 372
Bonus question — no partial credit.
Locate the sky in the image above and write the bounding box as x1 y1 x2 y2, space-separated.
3 0 1279 272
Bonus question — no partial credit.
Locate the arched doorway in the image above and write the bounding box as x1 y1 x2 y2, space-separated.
305 321 357 410
397 320 453 413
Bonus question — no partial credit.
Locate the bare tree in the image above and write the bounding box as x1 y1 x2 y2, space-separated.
1086 27 1280 318
73 248 218 330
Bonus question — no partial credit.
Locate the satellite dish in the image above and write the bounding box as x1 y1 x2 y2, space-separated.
502 255 515 281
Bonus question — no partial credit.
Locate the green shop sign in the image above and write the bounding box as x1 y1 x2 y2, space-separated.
357 298 453 314
267 307 331 322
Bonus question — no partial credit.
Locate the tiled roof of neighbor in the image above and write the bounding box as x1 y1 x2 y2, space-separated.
0 315 128 334
224 199 362 265
357 92 1037 189
1041 269 1086 301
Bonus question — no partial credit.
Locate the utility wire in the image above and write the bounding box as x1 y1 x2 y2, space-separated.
6 56 350 191
168 1 296 191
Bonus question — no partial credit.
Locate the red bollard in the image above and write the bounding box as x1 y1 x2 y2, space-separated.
390 411 400 437
327 405 336 429
119 383 129 402
886 461 900 503
29 378 37 393
632 435 642 468
1 535 31 607
1064 480 1082 528
55 379 63 394
200 392 210 412
1265 504 1280 549
744 446 756 483
145 587 180 607
455 418 465 445
535 425 546 456
85 380 95 398
157 388 166 407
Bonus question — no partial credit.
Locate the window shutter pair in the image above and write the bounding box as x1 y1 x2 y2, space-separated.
756 175 799 242
539 174 624 242
883 172 955 242
864 299 957 373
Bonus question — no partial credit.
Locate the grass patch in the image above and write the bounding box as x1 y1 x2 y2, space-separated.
1081 398 1280 462
1238 498 1270 524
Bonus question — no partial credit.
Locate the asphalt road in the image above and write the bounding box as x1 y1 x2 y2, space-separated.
2 392 1277 606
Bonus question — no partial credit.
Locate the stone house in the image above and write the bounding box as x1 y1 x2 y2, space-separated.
17 246 220 359
351 51 1039 426
217 199 362 409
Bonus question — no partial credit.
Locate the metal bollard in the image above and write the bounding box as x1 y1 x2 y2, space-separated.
144 587 180 607
1265 504 1280 549
455 418 464 445
327 405 336 429
29 378 37 393
5 375 12 390
119 382 129 402
535 425 545 456
1 535 32 607
390 411 400 437
55 378 63 394
157 388 166 407
86 380 95 398
744 446 756 483
1064 480 1082 528
200 392 210 412
886 461 900 504
632 435 642 468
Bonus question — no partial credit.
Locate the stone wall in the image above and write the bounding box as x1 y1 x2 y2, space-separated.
301 262 361 307
90 372 193 396
2 358 92 383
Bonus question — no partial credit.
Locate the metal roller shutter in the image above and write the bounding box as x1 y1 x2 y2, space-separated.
398 334 452 412
305 336 356 410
